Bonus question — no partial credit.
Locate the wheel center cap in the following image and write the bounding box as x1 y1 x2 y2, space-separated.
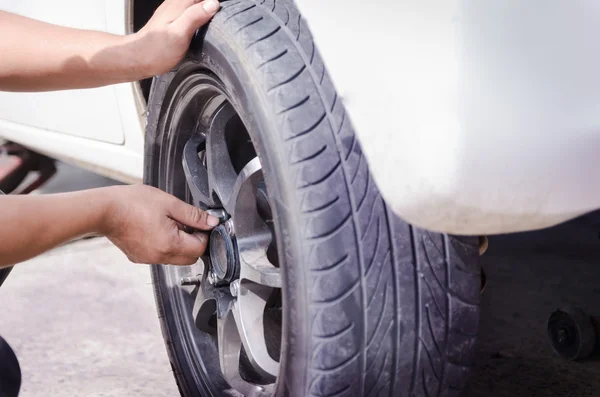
209 224 239 283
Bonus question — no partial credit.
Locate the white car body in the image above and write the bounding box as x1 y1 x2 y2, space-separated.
1 0 598 235
0 0 145 183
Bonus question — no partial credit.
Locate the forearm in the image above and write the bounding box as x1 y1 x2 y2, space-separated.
0 188 113 267
0 11 147 92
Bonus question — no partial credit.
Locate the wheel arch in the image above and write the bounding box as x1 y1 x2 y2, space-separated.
294 0 600 235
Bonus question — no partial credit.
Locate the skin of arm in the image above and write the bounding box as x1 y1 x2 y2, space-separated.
0 185 220 268
0 0 222 267
0 0 220 91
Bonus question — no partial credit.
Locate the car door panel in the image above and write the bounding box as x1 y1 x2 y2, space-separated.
0 0 125 144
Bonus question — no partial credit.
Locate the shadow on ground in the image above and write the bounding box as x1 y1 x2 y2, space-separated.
465 210 600 397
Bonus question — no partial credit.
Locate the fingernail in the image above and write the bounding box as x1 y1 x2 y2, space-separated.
203 0 220 14
207 214 220 227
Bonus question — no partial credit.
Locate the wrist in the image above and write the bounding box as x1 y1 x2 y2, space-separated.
125 31 156 81
101 32 153 84
94 186 121 237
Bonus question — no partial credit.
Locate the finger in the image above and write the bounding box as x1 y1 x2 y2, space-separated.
170 0 220 36
151 0 198 24
164 255 201 266
166 0 198 12
168 198 220 230
175 230 210 258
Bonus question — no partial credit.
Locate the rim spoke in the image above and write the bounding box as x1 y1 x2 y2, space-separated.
192 270 235 333
182 134 213 208
239 251 281 289
218 310 270 397
225 158 270 247
192 289 217 334
224 157 263 219
233 283 279 380
225 157 281 288
206 102 238 204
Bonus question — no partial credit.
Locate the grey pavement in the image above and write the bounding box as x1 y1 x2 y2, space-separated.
0 164 179 397
2 163 600 396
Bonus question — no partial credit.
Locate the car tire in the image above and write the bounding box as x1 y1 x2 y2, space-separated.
0 268 11 288
144 1 482 396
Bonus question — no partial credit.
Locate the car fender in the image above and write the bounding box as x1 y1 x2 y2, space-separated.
295 0 600 234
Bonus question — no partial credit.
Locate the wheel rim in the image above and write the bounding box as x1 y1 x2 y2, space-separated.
159 72 282 396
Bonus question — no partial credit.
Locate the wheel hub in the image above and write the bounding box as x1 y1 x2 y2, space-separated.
209 220 239 284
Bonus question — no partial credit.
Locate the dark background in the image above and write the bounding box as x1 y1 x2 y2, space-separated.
466 210 600 396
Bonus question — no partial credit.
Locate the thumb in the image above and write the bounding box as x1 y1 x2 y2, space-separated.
169 199 220 230
174 230 210 258
171 0 220 37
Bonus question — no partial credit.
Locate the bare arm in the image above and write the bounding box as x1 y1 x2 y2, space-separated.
0 0 220 91
0 185 219 267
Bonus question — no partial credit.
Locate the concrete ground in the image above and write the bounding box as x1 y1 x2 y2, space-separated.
0 164 179 397
1 163 600 396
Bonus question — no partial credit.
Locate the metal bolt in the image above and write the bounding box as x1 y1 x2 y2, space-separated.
230 279 240 297
207 272 217 285
180 275 202 286
206 208 228 223
223 219 235 236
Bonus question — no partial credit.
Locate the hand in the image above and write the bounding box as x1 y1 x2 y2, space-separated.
103 185 220 266
133 0 221 77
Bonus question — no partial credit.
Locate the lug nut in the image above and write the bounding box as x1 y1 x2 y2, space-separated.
230 279 240 297
223 219 235 236
180 275 202 286
207 272 217 285
206 208 228 223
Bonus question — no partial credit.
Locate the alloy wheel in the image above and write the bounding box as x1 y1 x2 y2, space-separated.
161 73 282 396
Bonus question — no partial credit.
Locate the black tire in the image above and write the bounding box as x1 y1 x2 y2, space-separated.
0 268 11 288
144 1 482 396
0 191 11 289
547 307 597 361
